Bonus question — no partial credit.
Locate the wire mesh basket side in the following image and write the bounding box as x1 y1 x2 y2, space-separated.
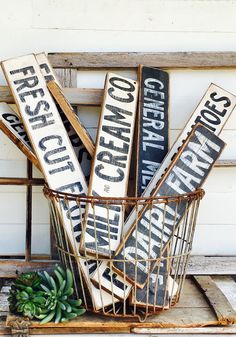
44 187 204 321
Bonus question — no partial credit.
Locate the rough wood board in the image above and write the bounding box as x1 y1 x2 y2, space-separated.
47 80 95 156
5 278 229 333
0 256 235 278
132 326 236 334
213 276 236 311
48 52 236 69
0 85 103 106
0 260 57 278
194 276 236 324
186 256 236 275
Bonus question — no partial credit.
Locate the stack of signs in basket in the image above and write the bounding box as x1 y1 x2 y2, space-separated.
92 83 236 303
135 65 169 197
113 123 225 287
35 53 92 182
1 54 116 310
0 102 41 171
81 73 138 257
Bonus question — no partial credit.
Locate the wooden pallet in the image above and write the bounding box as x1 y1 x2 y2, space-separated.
0 276 236 336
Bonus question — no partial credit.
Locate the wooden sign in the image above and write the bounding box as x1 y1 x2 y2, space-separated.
130 256 169 308
91 261 132 300
35 53 113 308
122 83 236 237
135 65 169 197
95 84 234 298
35 52 61 85
47 80 95 157
1 54 114 310
81 72 138 257
113 124 225 287
36 53 92 181
0 102 41 171
130 247 178 308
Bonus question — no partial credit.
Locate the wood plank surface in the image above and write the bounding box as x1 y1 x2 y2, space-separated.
4 278 230 334
48 52 236 69
0 85 103 106
0 256 235 278
213 276 236 311
194 276 236 324
186 256 236 275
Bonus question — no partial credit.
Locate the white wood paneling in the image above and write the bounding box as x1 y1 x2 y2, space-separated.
32 0 236 33
192 225 236 255
0 223 50 255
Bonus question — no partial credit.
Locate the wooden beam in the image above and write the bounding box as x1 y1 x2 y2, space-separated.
132 326 236 334
0 86 103 106
193 276 236 324
186 256 236 275
0 260 57 278
0 256 234 278
48 52 236 69
0 177 44 186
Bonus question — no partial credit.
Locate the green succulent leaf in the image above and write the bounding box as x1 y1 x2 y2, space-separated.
8 266 85 324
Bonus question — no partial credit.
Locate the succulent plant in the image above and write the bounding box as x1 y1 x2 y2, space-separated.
15 272 42 290
8 265 85 324
38 265 85 324
8 286 46 319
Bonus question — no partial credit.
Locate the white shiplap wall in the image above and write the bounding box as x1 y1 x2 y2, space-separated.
0 0 236 256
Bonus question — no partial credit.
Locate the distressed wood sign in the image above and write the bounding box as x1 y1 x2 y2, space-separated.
130 255 169 309
94 84 235 298
82 72 138 257
113 124 225 287
92 261 132 300
130 247 178 308
122 83 236 237
36 52 61 85
135 65 169 197
36 53 92 181
0 102 41 171
47 80 95 156
1 54 113 310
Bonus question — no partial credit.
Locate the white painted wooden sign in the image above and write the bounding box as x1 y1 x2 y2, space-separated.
122 83 236 237
82 72 138 257
36 53 92 181
1 54 114 310
0 102 40 170
36 52 61 85
113 124 225 287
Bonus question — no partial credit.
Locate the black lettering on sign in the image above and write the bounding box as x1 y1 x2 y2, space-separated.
113 124 225 287
3 54 115 310
81 73 138 257
36 53 92 182
0 103 41 171
120 84 236 244
131 250 169 308
136 66 169 197
91 261 132 300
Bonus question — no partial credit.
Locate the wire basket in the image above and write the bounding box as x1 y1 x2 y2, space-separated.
43 186 204 322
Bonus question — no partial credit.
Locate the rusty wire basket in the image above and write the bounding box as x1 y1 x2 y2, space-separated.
43 186 204 322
